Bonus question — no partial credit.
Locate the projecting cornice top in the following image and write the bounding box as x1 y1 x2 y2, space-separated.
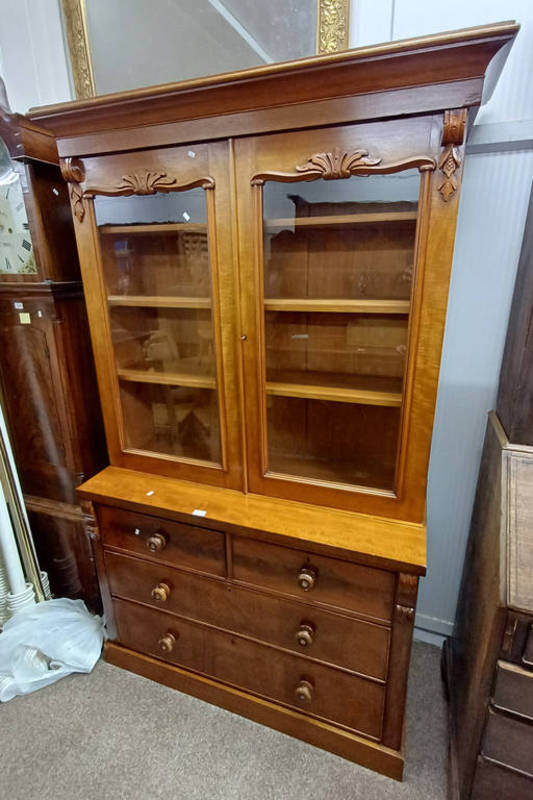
27 22 518 157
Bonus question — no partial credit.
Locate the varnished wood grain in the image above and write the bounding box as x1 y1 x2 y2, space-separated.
113 598 386 739
232 537 395 622
78 467 426 574
98 505 226 576
104 550 390 679
105 641 405 779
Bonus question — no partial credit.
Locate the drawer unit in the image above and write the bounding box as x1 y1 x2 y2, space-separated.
481 706 533 778
472 756 533 800
99 505 226 576
105 551 390 679
232 537 395 622
113 597 386 739
493 661 533 720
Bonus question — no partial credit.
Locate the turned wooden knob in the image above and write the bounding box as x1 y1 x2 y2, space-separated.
158 632 177 653
295 623 315 648
297 565 317 591
295 679 314 703
146 532 167 552
151 582 170 602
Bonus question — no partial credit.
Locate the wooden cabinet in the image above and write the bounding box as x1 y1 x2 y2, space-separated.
30 23 517 779
0 96 106 607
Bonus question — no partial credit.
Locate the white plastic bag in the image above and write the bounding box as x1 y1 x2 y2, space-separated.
0 597 104 701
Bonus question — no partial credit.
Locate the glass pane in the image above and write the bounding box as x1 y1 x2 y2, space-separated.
120 382 220 463
262 171 420 491
267 397 400 490
95 188 222 465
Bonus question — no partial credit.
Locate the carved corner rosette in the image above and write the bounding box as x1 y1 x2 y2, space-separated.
61 156 86 222
251 148 435 186
438 108 467 202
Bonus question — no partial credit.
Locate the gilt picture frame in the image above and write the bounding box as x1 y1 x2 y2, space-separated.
61 0 350 99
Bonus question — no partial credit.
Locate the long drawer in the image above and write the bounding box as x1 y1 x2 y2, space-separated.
113 597 385 739
232 537 395 622
98 505 225 576
105 551 390 679
481 706 533 777
472 755 533 800
493 660 533 720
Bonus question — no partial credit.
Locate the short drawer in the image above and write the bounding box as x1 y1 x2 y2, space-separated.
232 537 395 621
493 660 533 721
113 598 385 739
472 755 533 800
98 505 225 576
482 706 533 777
105 551 390 680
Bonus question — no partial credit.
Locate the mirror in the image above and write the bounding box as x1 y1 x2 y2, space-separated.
60 0 350 98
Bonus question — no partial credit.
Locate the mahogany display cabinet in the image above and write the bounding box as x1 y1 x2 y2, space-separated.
30 23 517 779
0 92 106 607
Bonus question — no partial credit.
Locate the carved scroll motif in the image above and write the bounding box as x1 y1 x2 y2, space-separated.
438 108 467 202
61 156 86 222
115 170 180 195
89 170 215 197
251 150 435 186
296 149 382 180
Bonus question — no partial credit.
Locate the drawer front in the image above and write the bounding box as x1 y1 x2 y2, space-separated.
482 707 533 777
113 598 385 739
232 537 395 621
493 661 533 721
472 756 533 800
105 551 390 679
99 505 225 576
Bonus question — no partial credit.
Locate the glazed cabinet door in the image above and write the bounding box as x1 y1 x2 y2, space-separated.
235 115 461 520
63 142 242 488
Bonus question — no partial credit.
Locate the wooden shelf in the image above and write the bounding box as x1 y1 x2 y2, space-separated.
266 370 402 407
264 211 417 229
107 295 211 309
117 368 216 389
264 298 410 315
268 451 395 492
100 223 207 235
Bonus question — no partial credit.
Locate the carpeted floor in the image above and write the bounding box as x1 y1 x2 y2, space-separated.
1 641 447 799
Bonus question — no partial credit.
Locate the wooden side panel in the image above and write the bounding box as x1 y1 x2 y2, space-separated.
26 498 100 611
447 413 507 799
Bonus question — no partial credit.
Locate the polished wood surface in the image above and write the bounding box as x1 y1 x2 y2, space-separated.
0 108 106 607
99 505 225 576
78 466 426 574
51 25 517 780
106 641 405 779
232 537 394 622
29 23 517 156
104 550 390 679
113 598 386 739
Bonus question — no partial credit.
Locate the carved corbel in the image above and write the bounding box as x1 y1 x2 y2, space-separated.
438 108 467 202
60 156 86 222
394 573 418 624
80 498 99 541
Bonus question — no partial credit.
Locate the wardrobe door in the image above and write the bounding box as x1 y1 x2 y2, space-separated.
66 141 242 488
235 116 457 521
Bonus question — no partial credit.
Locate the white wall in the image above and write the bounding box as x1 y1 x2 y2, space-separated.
1 0 532 639
352 0 533 638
